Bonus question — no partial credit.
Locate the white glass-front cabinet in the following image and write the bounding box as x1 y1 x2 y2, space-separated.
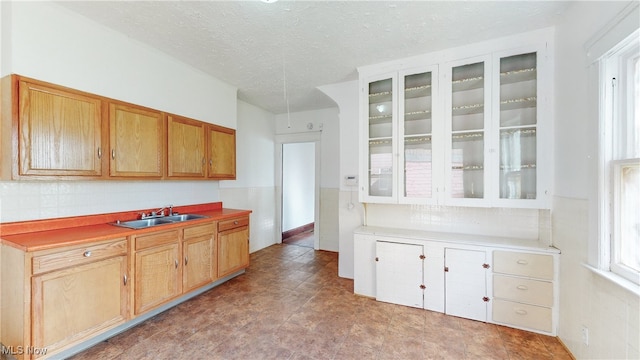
493 49 548 208
443 56 492 205
362 66 440 204
360 42 550 209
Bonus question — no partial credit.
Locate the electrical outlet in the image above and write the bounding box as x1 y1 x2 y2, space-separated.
581 326 589 346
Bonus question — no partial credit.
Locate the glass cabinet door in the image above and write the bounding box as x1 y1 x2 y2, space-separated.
449 61 487 199
401 70 435 202
367 77 395 199
498 52 537 200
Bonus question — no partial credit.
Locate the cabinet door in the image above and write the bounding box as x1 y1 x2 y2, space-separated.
183 228 214 292
134 242 180 315
207 125 236 179
217 226 249 278
445 248 488 321
363 74 397 203
168 115 206 178
354 234 376 297
444 57 492 205
375 241 423 309
18 80 103 177
31 255 127 354
399 67 441 204
109 103 164 178
493 49 548 208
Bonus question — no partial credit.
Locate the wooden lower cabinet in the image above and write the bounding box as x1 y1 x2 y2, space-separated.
0 238 128 360
32 256 128 356
182 223 216 292
1 215 251 359
217 216 250 278
132 229 181 316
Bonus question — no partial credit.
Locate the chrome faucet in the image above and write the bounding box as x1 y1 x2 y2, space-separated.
140 205 173 219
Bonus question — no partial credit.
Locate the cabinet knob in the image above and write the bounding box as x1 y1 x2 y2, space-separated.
83 251 92 257
420 284 426 290
185 256 188 266
97 147 102 159
123 274 128 286
111 149 116 159
482 297 490 302
482 263 490 269
234 221 239 225
175 259 178 268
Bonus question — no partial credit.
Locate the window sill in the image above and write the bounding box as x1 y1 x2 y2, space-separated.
583 264 640 297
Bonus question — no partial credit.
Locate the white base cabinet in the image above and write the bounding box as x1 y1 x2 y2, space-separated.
444 248 488 322
354 226 559 335
376 241 424 308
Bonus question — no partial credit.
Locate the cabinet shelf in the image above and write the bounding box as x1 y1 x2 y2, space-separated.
452 132 484 141
452 103 484 116
500 68 536 85
404 135 432 144
452 164 484 171
500 128 536 137
369 138 393 146
404 85 432 99
500 97 537 111
500 163 536 170
452 76 484 92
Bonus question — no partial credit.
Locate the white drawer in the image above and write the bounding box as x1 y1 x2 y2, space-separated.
493 274 553 307
493 299 552 333
493 250 553 280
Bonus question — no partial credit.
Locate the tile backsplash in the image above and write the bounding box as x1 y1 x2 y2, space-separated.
0 181 220 223
365 203 549 240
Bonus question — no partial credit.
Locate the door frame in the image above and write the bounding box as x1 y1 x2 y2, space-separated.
275 132 321 250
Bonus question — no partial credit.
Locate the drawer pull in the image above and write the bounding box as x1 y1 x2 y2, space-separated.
516 285 529 291
83 251 92 257
234 221 239 225
515 309 528 315
516 259 529 265
175 259 179 269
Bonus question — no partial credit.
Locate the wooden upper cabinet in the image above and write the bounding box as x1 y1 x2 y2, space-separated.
109 103 164 178
167 115 206 178
208 125 236 179
17 79 104 177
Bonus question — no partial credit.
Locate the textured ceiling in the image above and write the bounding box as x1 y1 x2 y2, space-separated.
57 1 571 114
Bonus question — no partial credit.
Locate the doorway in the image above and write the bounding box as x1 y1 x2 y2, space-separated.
275 132 321 250
282 142 315 247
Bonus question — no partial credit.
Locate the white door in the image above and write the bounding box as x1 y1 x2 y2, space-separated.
376 241 424 308
445 248 488 321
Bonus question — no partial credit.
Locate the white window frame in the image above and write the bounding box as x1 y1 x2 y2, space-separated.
599 29 640 286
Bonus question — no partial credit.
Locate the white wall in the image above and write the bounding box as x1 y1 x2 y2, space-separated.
2 1 236 127
319 80 364 278
275 108 340 251
219 101 277 253
0 1 239 222
554 1 639 359
282 142 315 231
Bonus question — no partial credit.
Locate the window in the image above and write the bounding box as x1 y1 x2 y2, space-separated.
601 29 640 285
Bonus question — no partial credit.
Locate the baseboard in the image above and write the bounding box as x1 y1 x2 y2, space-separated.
282 222 314 240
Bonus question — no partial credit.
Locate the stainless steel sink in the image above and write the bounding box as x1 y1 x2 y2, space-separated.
110 214 209 229
163 214 208 222
112 218 175 229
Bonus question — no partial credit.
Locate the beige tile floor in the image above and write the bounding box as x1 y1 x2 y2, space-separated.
70 243 574 360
